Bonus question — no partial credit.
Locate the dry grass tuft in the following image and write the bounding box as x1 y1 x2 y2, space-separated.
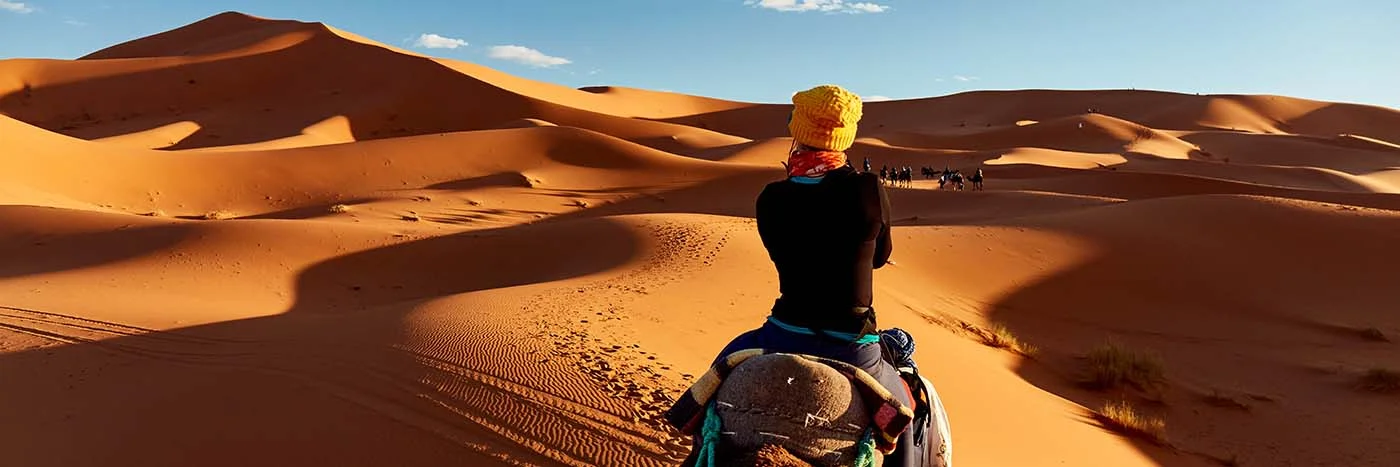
1098 400 1166 444
980 324 1038 357
573 199 590 208
1084 342 1165 391
402 211 421 222
1358 368 1400 393
329 204 351 214
202 210 234 220
140 209 167 217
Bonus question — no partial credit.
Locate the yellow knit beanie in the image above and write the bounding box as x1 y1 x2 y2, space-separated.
789 85 863 152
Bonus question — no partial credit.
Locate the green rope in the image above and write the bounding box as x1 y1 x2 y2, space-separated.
853 427 877 467
696 401 722 467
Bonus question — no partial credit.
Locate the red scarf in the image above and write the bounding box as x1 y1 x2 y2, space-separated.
786 148 848 178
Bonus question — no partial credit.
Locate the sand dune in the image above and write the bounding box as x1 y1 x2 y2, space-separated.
3 11 1399 467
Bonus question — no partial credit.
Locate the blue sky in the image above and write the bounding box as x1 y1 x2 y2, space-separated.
2 0 1397 108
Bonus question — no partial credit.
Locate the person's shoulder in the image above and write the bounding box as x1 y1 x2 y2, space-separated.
834 169 881 188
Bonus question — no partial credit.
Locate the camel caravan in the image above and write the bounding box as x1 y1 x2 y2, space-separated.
876 164 985 192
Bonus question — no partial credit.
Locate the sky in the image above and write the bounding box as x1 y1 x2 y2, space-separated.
1 0 1398 108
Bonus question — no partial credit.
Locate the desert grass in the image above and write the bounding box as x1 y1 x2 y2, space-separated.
1083 342 1165 391
980 323 1039 357
1098 400 1166 444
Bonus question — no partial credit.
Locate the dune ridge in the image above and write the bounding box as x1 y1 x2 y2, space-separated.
2 11 1399 467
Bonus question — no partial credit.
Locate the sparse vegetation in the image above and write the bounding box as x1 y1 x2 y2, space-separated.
573 199 590 208
329 204 350 214
141 209 167 217
401 211 421 222
1098 400 1167 444
979 324 1038 357
1083 342 1165 391
1360 327 1389 342
202 210 234 220
1358 368 1400 393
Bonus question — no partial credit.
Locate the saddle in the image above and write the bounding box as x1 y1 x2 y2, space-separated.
667 350 915 467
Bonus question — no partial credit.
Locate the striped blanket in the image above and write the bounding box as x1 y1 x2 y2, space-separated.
663 348 914 454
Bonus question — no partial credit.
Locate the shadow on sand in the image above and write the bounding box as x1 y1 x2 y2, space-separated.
0 215 675 467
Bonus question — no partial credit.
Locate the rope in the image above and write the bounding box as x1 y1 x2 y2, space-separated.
854 427 878 467
697 401 722 467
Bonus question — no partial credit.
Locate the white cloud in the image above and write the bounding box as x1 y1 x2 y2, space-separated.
64 19 87 27
488 45 571 68
863 95 892 102
847 3 889 13
1 1 34 13
414 33 468 49
745 0 889 14
954 75 979 82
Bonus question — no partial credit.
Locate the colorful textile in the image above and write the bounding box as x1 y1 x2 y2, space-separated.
786 147 849 178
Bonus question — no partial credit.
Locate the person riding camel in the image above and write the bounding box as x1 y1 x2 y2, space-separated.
667 84 935 466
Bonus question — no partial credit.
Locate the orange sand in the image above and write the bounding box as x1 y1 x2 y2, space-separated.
2 11 1399 467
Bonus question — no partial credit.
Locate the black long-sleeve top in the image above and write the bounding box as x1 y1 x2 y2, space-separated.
756 165 893 335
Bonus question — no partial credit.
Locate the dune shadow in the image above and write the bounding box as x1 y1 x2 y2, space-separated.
528 171 779 223
988 166 1400 210
0 215 682 466
425 172 533 191
1286 102 1400 145
238 198 381 220
0 222 195 281
651 105 791 141
279 216 645 315
967 199 1400 466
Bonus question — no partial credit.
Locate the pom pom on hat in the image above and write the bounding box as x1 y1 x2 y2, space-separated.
789 85 863 152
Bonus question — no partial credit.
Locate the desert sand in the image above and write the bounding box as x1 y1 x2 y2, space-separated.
3 11 1400 467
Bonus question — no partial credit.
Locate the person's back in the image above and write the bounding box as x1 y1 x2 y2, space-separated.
758 166 890 334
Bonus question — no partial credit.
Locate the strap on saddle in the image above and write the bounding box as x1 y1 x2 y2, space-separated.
897 367 932 448
880 337 932 449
